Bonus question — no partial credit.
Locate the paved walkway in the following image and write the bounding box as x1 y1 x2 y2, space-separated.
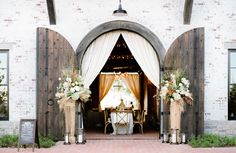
0 140 236 153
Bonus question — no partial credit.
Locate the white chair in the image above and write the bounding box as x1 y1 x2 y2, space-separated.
115 111 129 134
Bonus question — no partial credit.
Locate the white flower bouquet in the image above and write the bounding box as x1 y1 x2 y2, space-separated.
55 68 91 103
159 70 193 110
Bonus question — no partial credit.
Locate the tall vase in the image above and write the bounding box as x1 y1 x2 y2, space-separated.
64 99 76 143
170 100 182 143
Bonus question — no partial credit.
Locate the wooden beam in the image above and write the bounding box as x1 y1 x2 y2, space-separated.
46 0 56 25
183 0 193 24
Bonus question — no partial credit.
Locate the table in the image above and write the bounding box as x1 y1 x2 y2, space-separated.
110 110 133 135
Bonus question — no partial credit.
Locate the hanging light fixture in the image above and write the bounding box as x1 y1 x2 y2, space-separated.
113 0 127 16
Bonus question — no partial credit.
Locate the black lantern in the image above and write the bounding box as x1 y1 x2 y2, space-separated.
113 0 127 16
76 101 86 144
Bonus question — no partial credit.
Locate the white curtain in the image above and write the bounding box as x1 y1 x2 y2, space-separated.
81 31 120 87
82 30 160 88
122 31 160 87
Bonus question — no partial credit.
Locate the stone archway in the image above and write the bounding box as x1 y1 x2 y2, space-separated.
76 20 166 69
76 20 166 137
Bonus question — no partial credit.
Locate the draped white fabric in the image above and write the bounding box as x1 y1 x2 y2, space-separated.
81 31 120 87
122 31 160 87
81 30 160 88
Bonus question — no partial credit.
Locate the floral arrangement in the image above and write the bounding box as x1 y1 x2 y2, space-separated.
159 70 193 109
55 68 91 103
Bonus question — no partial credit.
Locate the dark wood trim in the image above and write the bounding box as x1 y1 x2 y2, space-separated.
37 27 76 139
164 27 204 137
183 0 194 24
76 20 166 69
46 0 56 25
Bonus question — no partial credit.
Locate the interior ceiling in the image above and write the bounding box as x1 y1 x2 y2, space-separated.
101 34 142 73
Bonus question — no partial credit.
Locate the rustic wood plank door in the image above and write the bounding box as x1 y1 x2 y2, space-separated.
37 28 76 140
163 28 204 137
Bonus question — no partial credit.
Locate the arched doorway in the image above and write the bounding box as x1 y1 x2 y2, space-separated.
76 21 166 137
76 20 165 68
36 22 204 140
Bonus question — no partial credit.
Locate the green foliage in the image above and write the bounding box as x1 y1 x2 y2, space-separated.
188 134 236 148
0 134 56 148
0 135 18 147
39 135 55 148
0 74 8 115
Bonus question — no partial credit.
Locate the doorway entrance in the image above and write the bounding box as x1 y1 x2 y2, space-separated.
75 21 166 139
37 20 204 140
82 33 160 139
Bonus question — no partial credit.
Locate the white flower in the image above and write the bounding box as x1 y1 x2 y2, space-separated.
74 86 80 91
181 78 190 87
66 77 72 83
160 86 168 97
55 92 64 98
55 69 91 103
63 82 70 89
165 83 169 87
173 92 181 101
70 87 76 93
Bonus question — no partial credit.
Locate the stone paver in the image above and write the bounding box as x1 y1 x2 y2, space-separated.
0 140 236 153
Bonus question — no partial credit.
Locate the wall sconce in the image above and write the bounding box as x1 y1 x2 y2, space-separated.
113 0 127 16
64 132 70 145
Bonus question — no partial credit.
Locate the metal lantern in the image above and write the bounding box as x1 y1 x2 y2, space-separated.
64 132 70 145
76 128 85 144
170 129 178 144
162 131 169 143
76 102 86 144
181 133 186 144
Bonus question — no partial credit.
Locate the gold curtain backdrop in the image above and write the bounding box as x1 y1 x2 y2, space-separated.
121 74 140 109
99 73 141 110
99 74 116 111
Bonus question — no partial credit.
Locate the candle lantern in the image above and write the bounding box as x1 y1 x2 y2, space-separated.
76 128 86 144
170 129 178 144
64 133 70 145
162 131 169 143
181 133 186 144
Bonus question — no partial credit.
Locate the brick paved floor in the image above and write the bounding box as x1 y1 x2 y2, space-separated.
0 140 236 153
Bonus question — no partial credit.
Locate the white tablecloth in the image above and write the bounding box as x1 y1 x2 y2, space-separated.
110 111 133 135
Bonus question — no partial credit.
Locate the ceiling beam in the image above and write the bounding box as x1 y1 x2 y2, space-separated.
46 0 56 25
183 0 193 24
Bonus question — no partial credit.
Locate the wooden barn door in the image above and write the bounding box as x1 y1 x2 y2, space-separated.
163 28 204 137
37 28 76 140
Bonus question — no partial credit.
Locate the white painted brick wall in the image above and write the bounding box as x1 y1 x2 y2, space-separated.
0 0 235 135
